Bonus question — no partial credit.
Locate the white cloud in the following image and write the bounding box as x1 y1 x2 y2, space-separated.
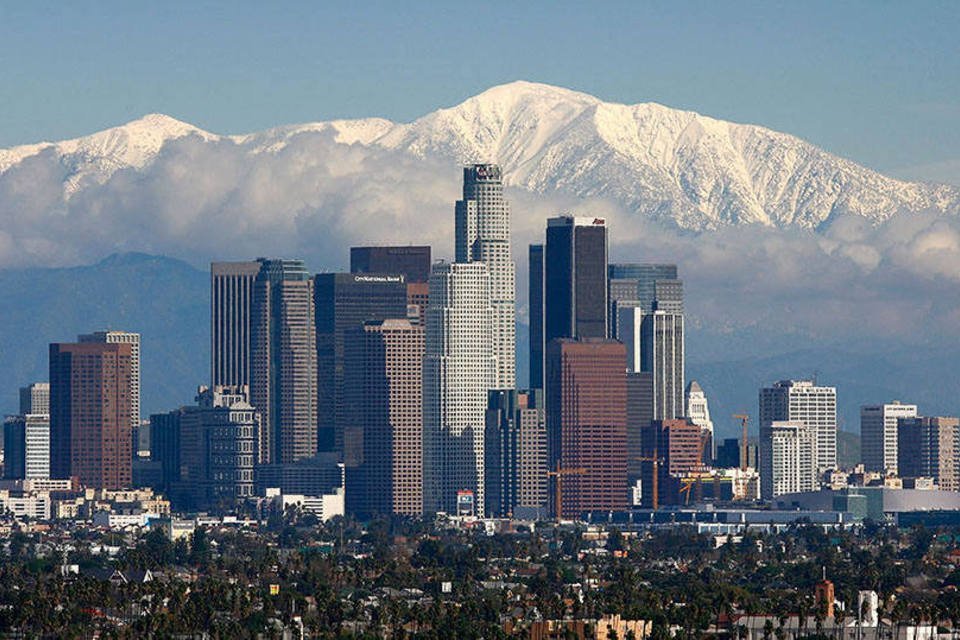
1 131 959 347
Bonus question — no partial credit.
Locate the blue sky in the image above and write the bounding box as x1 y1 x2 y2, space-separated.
1 1 958 184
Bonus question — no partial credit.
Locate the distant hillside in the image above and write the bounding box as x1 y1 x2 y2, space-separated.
0 253 207 416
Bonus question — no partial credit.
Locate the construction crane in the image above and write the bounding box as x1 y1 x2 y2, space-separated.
546 461 586 520
733 414 750 471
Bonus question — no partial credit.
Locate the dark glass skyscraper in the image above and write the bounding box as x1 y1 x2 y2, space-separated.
251 259 317 465
350 245 432 283
607 263 681 336
545 216 608 342
314 272 408 461
528 244 544 389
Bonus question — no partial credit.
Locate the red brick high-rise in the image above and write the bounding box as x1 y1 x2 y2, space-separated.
50 342 133 489
546 338 627 518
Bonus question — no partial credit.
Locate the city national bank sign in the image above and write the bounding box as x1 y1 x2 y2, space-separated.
353 275 405 284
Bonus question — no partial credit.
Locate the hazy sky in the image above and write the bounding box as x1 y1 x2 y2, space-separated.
1 2 958 184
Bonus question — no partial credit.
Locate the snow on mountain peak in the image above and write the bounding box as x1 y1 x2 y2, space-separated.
0 82 957 230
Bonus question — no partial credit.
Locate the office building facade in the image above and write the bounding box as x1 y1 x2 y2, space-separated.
196 385 259 503
760 420 818 499
455 164 516 388
484 389 548 518
607 263 680 336
79 331 141 437
251 259 317 465
641 417 705 507
345 319 424 517
351 245 432 326
423 262 496 515
211 261 261 387
543 216 608 345
760 380 837 473
19 382 50 415
3 414 50 480
50 342 133 489
528 243 545 389
314 272 408 460
546 339 627 518
350 245 432 283
861 402 918 474
641 311 685 421
898 416 959 491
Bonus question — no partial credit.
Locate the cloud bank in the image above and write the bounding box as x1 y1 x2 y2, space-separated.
1 130 959 349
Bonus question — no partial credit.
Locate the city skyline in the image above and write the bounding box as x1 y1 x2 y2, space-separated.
2 7 960 638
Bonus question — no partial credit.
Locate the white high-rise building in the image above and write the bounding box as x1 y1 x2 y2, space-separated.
616 306 643 373
760 420 817 499
79 331 141 432
860 402 918 474
641 311 685 421
760 380 837 473
423 262 496 515
685 380 714 453
455 164 515 389
3 414 50 479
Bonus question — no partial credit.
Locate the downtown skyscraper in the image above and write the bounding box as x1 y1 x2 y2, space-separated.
529 216 608 390
546 338 627 518
250 259 317 465
79 331 141 441
455 164 516 388
314 272 408 458
345 319 425 517
211 261 261 387
423 261 496 515
50 342 133 489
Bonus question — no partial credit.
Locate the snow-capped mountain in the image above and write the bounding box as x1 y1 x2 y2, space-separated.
1 81 957 230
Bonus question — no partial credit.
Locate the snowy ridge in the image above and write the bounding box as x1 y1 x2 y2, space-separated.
0 81 956 230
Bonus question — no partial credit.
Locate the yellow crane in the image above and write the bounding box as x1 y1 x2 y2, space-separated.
546 461 586 520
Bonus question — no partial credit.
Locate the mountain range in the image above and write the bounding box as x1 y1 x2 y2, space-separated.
1 81 957 232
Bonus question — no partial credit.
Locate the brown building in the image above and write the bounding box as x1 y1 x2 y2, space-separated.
50 342 133 489
898 416 959 490
406 281 429 327
345 319 424 517
546 338 627 518
642 418 705 507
